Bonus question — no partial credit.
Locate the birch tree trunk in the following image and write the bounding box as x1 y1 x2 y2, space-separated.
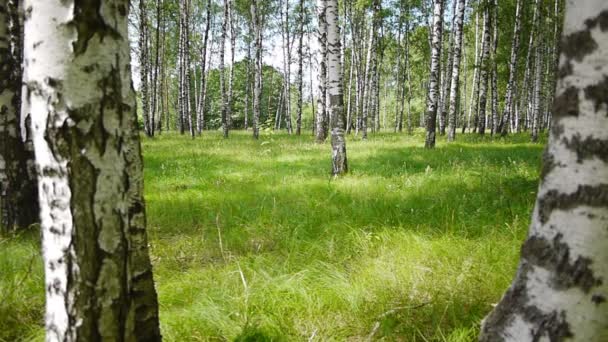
23 0 161 339
476 1 492 135
518 0 541 133
245 37 251 131
326 0 347 175
531 39 544 143
295 0 304 135
0 0 38 232
447 0 466 142
480 2 608 339
220 0 229 138
197 0 212 134
139 0 151 137
315 0 328 143
498 0 522 136
228 0 236 133
251 0 262 139
467 9 480 133
281 0 293 134
405 1 413 135
439 0 458 136
424 0 443 149
489 0 498 135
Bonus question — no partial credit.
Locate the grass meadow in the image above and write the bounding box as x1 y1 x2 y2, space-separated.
0 130 546 341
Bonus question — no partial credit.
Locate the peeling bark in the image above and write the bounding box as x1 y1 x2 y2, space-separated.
23 0 161 340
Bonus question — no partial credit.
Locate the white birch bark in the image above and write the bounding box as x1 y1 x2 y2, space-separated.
480 1 608 340
251 0 262 139
0 0 38 231
447 0 466 142
476 1 491 135
315 0 328 143
424 0 443 149
498 0 522 136
326 0 347 175
24 0 161 340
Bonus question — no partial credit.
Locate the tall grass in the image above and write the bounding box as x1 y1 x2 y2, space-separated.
0 130 545 341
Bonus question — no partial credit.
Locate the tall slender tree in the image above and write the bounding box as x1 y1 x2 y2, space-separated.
498 0 522 136
315 0 328 143
251 0 262 139
480 1 608 339
447 0 467 142
424 0 444 149
476 0 492 135
0 0 38 232
296 0 305 135
280 0 293 134
139 0 152 136
23 0 161 339
220 0 229 138
325 0 347 175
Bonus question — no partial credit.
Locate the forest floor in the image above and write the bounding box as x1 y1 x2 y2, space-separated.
0 130 546 341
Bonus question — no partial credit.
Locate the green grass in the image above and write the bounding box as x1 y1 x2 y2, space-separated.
0 130 546 341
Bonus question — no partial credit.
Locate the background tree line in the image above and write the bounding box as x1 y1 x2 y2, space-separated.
132 0 563 144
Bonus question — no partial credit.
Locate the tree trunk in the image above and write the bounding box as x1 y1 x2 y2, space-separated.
24 0 162 339
0 0 38 232
296 0 305 135
405 1 413 135
177 0 186 134
326 0 347 175
530 38 544 143
518 0 541 133
197 0 212 134
476 1 492 135
139 0 151 137
220 0 229 138
480 2 608 339
424 0 443 149
251 0 262 139
361 0 381 141
439 0 458 136
489 0 498 136
228 0 236 132
315 0 328 143
498 0 522 136
245 37 251 131
467 9 480 133
447 0 466 142
281 0 293 134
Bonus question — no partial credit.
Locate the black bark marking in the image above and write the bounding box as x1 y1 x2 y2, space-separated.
584 10 608 32
69 0 120 56
479 262 574 342
522 234 602 293
558 60 573 79
538 184 608 224
584 76 608 113
591 294 606 305
562 133 608 163
553 86 579 120
561 30 597 63
540 151 563 180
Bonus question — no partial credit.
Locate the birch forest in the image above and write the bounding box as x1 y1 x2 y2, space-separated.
1 0 607 341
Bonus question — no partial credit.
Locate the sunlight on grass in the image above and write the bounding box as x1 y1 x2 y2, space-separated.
0 130 544 341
